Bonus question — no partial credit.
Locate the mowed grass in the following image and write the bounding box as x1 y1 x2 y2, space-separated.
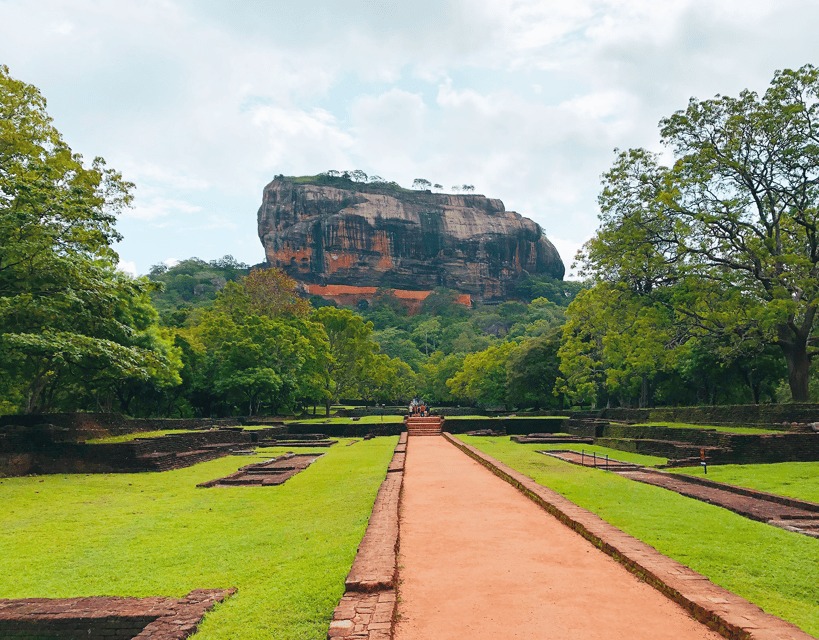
86 429 198 444
0 438 397 640
670 461 819 504
286 416 405 424
531 442 667 466
458 436 819 637
636 421 781 435
445 415 569 420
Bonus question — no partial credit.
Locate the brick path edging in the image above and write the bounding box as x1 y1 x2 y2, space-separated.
327 432 406 639
0 588 235 640
444 433 815 640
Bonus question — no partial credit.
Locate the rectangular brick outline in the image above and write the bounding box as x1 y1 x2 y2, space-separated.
0 588 235 640
444 433 815 640
327 432 406 639
538 449 819 525
196 452 325 488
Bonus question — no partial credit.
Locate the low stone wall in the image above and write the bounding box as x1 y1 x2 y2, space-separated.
327 432 405 640
0 413 243 447
0 428 285 476
443 417 570 435
595 425 819 464
0 588 234 640
286 422 405 438
581 404 819 428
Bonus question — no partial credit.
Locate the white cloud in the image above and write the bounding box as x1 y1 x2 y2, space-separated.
124 197 203 222
548 237 588 280
116 260 138 277
5 0 819 276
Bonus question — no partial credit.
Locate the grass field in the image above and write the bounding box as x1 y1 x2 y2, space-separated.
458 436 819 637
0 438 396 639
531 442 667 466
445 415 569 420
285 415 405 424
670 461 819 504
635 421 781 435
86 429 198 444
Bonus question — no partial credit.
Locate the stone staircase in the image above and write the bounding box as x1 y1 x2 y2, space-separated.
405 415 443 436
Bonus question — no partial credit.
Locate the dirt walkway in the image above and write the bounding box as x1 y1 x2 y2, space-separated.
394 436 723 640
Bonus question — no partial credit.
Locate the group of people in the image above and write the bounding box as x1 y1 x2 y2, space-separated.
408 398 430 417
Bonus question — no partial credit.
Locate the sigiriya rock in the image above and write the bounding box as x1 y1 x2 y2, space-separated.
257 175 564 302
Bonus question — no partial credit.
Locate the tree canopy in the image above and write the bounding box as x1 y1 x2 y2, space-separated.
579 64 819 402
0 64 177 414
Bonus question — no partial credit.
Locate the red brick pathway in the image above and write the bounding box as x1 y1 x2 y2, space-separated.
327 433 406 639
448 435 814 640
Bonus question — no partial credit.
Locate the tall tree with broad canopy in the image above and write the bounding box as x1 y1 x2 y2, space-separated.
582 64 819 402
0 65 176 413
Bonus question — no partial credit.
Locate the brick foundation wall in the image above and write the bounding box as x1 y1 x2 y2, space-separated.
444 418 572 435
578 404 819 428
0 589 234 640
595 425 819 464
0 429 265 476
286 422 405 438
0 414 243 449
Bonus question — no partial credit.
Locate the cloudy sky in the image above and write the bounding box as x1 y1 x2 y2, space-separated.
2 0 819 278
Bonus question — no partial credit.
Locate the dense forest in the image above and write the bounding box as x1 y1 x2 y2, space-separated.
5 64 819 417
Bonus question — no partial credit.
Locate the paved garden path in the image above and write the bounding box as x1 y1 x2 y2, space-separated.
394 436 723 640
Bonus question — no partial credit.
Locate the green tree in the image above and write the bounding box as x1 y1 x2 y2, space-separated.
418 351 464 404
373 327 425 370
557 283 674 408
312 307 381 414
192 312 329 416
447 342 517 407
411 317 441 356
359 355 417 404
505 331 564 409
0 65 176 414
215 267 311 320
584 64 819 401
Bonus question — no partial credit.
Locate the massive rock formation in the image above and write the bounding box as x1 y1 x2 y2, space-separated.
257 177 564 301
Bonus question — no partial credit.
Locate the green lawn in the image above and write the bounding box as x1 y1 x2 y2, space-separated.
532 442 667 466
635 421 781 435
445 415 569 420
670 461 819 504
86 429 198 443
459 436 819 637
0 438 396 639
285 416 405 425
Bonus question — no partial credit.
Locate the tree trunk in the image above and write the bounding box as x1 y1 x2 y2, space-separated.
782 344 811 402
777 319 812 403
639 375 648 408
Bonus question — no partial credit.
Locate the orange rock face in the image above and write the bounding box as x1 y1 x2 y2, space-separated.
257 178 564 301
302 284 471 315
